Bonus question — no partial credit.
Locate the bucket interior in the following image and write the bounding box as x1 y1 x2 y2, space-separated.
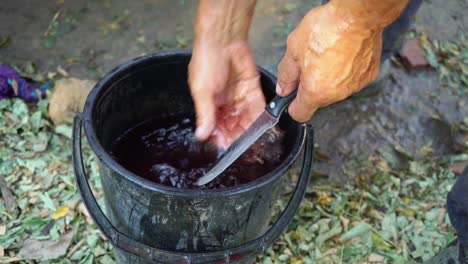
85 52 302 190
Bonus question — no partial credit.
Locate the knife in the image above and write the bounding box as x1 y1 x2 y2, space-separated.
196 89 298 186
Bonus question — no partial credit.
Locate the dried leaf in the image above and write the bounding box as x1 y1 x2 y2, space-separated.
18 231 73 260
0 175 17 214
56 65 69 77
51 205 69 220
339 214 350 232
0 224 5 236
368 253 384 262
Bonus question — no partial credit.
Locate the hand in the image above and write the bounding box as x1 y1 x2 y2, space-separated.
189 42 265 148
189 41 265 149
277 0 408 122
189 0 263 149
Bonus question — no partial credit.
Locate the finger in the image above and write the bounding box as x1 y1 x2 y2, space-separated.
287 83 318 122
191 90 217 141
188 63 218 141
277 48 300 96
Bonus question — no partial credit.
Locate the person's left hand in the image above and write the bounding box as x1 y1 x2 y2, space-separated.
189 40 265 149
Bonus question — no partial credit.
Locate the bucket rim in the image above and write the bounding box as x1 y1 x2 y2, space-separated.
82 50 306 197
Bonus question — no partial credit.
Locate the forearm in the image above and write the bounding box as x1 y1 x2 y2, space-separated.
194 0 257 45
329 0 409 30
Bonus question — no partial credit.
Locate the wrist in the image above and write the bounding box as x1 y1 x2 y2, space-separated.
194 0 255 45
327 0 409 30
195 18 249 45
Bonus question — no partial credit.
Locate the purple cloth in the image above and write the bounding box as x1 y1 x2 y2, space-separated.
0 64 47 102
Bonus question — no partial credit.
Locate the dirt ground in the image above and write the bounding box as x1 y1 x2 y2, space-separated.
1 1 468 263
0 0 467 182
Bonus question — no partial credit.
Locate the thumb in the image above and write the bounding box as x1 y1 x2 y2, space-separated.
287 83 317 123
277 49 300 96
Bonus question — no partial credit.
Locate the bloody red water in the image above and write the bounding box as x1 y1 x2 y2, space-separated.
110 115 285 189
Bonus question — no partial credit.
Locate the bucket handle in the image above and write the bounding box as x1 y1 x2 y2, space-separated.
73 114 314 264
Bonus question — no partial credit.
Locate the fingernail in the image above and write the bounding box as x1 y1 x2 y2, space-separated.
195 121 213 140
275 83 283 95
195 125 207 140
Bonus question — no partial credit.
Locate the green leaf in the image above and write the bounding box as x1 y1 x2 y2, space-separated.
37 99 50 117
43 35 57 49
23 158 48 173
99 255 116 264
55 124 73 139
87 233 99 247
277 254 289 261
340 222 371 241
11 99 29 126
422 43 439 67
409 161 428 176
30 111 43 132
80 253 95 264
381 213 397 240
262 257 273 264
0 35 11 49
39 193 56 211
316 222 342 246
23 217 49 229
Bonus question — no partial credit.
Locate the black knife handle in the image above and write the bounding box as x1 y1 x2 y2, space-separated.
266 89 298 118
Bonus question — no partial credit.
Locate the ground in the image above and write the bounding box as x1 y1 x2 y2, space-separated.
0 0 467 263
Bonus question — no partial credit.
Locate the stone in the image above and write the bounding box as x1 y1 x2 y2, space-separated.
399 38 429 70
48 77 95 125
452 161 467 176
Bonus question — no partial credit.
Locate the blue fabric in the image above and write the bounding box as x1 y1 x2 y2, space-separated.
381 0 423 61
447 167 468 246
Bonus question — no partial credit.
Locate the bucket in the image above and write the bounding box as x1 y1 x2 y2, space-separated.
72 51 314 263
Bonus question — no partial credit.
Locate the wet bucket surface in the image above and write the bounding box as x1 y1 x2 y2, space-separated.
73 51 314 263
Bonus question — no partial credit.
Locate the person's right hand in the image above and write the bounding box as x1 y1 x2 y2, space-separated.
276 0 409 122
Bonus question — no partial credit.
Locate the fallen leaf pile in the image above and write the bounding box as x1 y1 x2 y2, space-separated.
421 36 468 94
0 98 114 263
260 158 460 264
0 96 464 264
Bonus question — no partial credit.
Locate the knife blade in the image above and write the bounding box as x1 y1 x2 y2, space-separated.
196 89 297 186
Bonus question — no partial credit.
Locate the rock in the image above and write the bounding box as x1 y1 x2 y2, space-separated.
48 77 95 125
452 160 467 176
399 39 429 71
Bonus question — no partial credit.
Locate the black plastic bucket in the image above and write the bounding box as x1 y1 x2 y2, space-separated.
72 51 314 263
